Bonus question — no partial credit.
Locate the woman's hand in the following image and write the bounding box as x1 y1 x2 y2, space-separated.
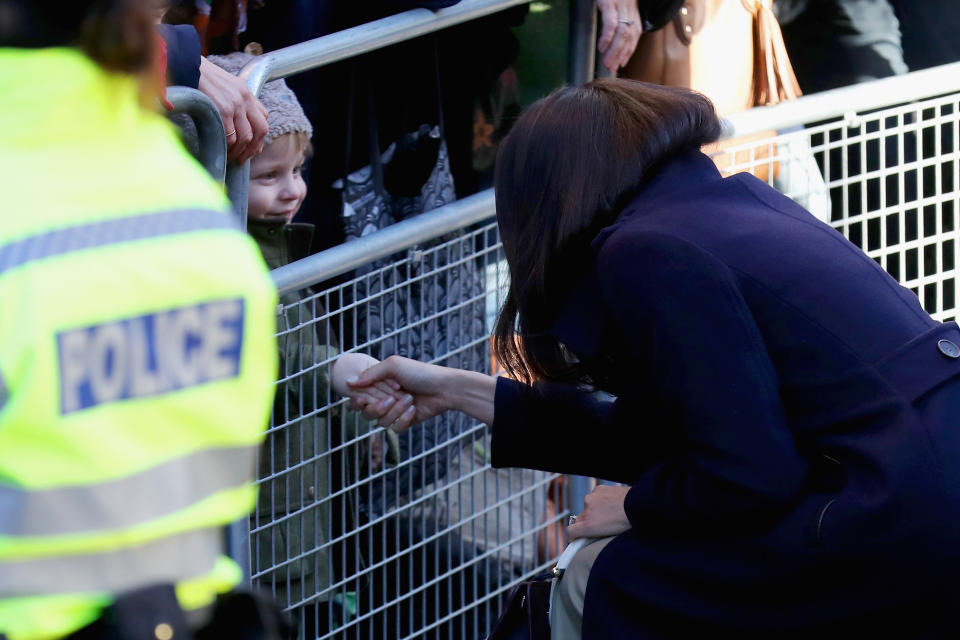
567 484 632 540
596 0 643 72
198 56 269 163
345 356 455 432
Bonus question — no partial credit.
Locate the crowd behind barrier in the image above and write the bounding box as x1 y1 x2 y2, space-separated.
167 4 960 636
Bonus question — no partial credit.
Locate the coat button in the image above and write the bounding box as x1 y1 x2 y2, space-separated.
938 339 960 359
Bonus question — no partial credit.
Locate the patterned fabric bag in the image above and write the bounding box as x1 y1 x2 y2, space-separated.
334 49 486 523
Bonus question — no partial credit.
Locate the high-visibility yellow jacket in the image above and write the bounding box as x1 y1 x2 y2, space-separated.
0 48 278 640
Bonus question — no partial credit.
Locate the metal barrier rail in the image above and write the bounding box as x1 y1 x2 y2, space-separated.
166 87 227 184
239 0 536 96
257 220 561 639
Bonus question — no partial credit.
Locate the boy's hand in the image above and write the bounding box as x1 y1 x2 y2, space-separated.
332 353 394 395
332 353 406 421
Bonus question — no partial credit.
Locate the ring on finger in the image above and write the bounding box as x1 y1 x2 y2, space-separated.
225 129 237 138
390 405 415 430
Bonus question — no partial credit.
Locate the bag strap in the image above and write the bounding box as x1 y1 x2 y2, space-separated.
551 537 591 578
366 81 386 191
672 0 707 45
390 36 446 139
343 62 386 192
547 537 593 629
343 63 357 184
431 36 446 136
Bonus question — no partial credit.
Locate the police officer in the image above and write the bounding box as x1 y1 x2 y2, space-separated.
0 1 282 638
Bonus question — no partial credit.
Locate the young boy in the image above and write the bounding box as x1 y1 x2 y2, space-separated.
210 52 398 637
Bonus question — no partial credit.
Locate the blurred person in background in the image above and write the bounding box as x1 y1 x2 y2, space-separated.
890 0 960 71
774 0 907 93
0 0 285 637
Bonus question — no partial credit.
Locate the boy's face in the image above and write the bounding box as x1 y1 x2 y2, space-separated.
248 134 307 224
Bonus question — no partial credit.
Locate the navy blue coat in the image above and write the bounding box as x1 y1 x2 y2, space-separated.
491 151 960 636
156 24 201 89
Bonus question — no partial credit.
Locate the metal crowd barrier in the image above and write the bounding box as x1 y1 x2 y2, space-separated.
256 62 960 640
259 220 551 640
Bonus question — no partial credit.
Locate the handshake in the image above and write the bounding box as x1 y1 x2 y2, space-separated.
330 353 497 433
330 353 422 432
331 352 497 432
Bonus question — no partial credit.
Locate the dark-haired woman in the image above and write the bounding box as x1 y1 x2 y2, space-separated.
344 78 960 637
0 2 283 639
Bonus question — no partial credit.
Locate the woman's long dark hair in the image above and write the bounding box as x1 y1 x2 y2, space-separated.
492 79 721 384
0 0 154 73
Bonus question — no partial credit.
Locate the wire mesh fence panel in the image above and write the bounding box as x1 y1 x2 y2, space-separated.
710 91 959 323
251 221 568 640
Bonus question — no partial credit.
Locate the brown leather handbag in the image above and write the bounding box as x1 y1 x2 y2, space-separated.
621 0 801 181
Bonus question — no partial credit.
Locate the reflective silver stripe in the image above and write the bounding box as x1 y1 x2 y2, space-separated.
0 209 239 277
0 445 256 536
0 527 221 596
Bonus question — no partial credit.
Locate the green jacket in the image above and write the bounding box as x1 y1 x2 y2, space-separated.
247 219 397 609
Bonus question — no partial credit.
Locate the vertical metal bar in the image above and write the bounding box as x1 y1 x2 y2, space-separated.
858 118 867 240
954 98 960 319
934 105 944 316
898 112 907 289
841 118 850 234
225 518 252 587
916 106 926 287
880 114 889 265
226 162 250 230
166 87 227 184
568 0 598 85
